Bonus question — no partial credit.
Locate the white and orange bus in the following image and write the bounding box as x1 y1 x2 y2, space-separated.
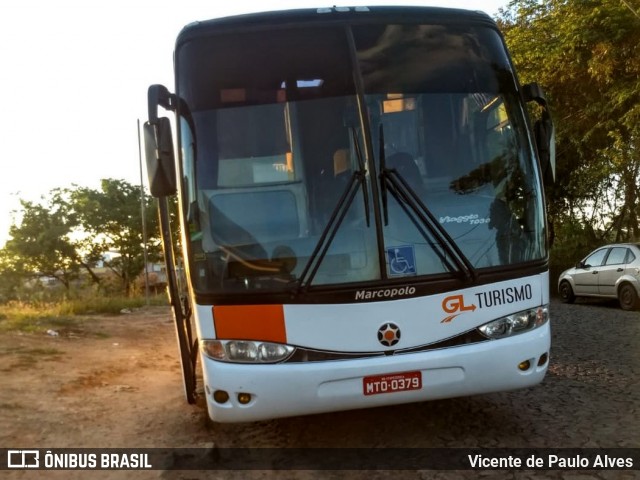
144 6 555 422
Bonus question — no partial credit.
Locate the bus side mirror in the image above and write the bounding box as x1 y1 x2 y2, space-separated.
523 82 556 184
145 84 177 197
144 117 176 197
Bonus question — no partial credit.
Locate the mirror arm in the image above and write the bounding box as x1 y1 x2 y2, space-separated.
148 84 177 123
523 82 547 107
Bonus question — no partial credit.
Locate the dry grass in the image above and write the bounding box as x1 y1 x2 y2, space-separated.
0 295 167 333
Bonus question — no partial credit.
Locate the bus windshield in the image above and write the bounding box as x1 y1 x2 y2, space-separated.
176 21 546 296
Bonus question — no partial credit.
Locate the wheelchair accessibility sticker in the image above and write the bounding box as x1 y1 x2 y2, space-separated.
386 245 417 276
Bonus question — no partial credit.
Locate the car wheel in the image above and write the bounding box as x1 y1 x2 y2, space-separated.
559 280 576 303
618 283 640 311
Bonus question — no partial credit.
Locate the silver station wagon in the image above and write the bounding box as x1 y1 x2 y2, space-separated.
558 243 640 311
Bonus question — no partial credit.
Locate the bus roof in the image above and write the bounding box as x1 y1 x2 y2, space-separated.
177 6 497 44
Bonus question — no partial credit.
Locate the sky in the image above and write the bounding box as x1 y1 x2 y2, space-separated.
0 0 507 247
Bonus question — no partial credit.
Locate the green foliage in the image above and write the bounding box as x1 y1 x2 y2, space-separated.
0 249 25 303
3 190 80 291
499 0 640 245
71 179 161 295
0 179 161 301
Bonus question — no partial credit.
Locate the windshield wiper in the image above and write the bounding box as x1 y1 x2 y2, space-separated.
379 125 389 226
378 130 477 282
351 127 371 228
295 130 370 292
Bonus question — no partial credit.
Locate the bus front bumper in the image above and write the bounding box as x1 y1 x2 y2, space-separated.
200 323 550 423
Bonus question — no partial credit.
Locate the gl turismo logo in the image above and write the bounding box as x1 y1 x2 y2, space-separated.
441 294 477 323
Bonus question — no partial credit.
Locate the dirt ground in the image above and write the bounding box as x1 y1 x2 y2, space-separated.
3 302 638 480
0 307 227 479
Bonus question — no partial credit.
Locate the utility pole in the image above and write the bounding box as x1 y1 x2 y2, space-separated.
137 119 150 305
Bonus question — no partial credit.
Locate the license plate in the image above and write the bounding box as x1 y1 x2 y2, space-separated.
363 371 422 396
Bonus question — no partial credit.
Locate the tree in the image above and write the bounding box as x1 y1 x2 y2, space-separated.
0 248 26 302
498 0 640 257
0 180 160 301
71 179 159 295
2 191 80 291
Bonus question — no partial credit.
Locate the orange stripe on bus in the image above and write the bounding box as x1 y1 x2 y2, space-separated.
213 305 286 343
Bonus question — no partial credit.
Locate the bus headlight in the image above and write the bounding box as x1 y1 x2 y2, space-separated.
201 339 295 363
477 305 549 339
